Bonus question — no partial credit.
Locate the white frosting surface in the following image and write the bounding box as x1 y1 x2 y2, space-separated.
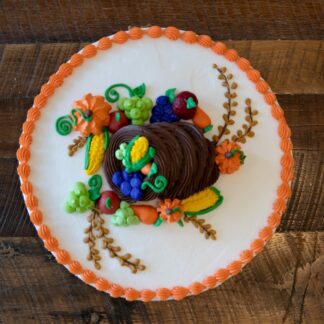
28 35 282 290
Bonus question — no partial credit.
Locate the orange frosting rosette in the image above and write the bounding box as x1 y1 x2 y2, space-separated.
215 141 245 174
73 93 111 136
157 199 184 223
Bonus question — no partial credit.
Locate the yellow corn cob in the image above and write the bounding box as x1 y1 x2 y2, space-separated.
86 133 105 175
130 136 149 163
181 187 220 213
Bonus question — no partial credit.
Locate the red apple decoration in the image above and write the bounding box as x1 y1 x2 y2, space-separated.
172 91 198 119
108 110 129 133
97 190 120 214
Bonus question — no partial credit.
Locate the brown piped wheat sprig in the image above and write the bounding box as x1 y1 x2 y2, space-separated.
98 214 146 274
232 98 258 144
212 64 258 146
83 209 146 273
84 209 102 270
68 135 87 156
184 216 217 240
212 64 238 145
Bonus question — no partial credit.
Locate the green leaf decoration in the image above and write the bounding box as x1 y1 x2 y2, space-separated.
133 83 146 98
148 162 158 178
154 216 164 227
232 149 246 164
84 135 93 170
105 197 112 209
177 219 184 227
186 97 197 109
203 124 213 134
165 88 176 103
115 112 121 122
103 128 110 150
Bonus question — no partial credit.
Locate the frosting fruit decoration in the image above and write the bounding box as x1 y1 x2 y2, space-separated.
108 110 129 134
111 201 140 226
55 64 259 274
85 129 109 175
105 83 153 125
172 91 198 119
150 92 180 123
65 182 94 213
97 190 121 214
215 140 246 174
112 170 145 201
130 205 158 225
151 88 212 133
56 93 111 136
181 187 223 215
55 93 111 176
192 107 213 133
65 174 145 272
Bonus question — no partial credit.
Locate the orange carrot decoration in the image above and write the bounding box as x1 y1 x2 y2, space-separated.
130 205 158 225
193 107 213 133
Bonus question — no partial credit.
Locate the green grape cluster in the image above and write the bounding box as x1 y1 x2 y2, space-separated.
65 182 94 213
115 142 127 161
111 201 140 226
118 96 153 125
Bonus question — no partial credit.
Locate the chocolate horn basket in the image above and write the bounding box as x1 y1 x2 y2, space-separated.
104 122 220 201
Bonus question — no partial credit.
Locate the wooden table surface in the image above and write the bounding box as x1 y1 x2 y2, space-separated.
1 1 323 323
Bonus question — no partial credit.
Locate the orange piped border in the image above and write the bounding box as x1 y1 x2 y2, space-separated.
17 26 294 302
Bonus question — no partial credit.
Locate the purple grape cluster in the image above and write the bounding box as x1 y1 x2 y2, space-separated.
112 170 144 201
150 96 180 123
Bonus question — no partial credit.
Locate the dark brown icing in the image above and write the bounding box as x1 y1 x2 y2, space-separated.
104 122 219 201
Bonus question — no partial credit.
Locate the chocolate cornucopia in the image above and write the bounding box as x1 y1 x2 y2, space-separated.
104 122 220 201
55 66 257 272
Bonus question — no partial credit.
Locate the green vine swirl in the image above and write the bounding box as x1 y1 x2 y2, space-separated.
104 83 135 103
88 174 103 201
55 108 93 136
141 175 168 193
70 108 93 124
56 115 73 136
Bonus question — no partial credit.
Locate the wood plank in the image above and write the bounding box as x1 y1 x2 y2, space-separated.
0 233 323 323
0 0 323 43
0 158 35 237
227 40 324 95
1 148 323 237
0 41 323 99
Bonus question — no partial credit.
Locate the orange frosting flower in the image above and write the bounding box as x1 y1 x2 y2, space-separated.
157 199 184 223
215 141 245 174
73 93 111 136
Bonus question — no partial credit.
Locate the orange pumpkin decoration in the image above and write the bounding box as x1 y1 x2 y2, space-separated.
157 199 184 223
215 140 245 174
73 93 111 136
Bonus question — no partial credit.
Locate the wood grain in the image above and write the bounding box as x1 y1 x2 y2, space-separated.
0 41 323 100
0 0 323 43
0 233 323 323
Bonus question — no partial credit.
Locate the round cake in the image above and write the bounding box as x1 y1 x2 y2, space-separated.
17 26 293 301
